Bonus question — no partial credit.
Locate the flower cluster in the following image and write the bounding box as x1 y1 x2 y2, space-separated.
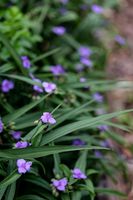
78 46 93 69
52 168 87 192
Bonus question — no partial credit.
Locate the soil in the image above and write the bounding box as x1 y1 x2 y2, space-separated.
106 0 133 199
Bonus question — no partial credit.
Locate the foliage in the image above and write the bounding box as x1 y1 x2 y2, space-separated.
0 0 132 199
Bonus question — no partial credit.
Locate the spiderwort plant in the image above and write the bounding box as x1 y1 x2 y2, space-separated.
0 1 130 200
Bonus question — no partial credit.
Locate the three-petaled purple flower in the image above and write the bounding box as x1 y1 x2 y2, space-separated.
115 35 126 45
33 78 43 93
21 56 31 69
50 65 65 76
0 118 3 133
52 26 66 36
93 93 103 103
91 4 104 14
52 178 68 191
98 125 108 132
72 168 87 179
11 131 22 140
1 79 14 93
42 82 56 93
80 58 93 68
17 159 32 174
41 112 56 124
15 141 29 149
72 139 85 146
78 46 92 58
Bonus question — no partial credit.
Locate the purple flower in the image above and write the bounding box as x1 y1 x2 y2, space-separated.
100 140 110 148
11 131 22 140
95 108 105 115
80 4 88 11
98 125 108 132
33 78 43 93
21 56 31 69
0 118 3 133
42 82 56 93
52 26 66 36
17 159 32 174
52 178 68 191
91 4 104 14
80 58 93 68
41 112 56 124
50 65 65 76
60 0 68 4
78 46 92 58
115 35 126 45
72 139 85 146
15 141 29 149
75 64 84 72
59 8 67 15
1 79 14 93
72 168 87 179
93 93 104 103
80 77 86 83
94 150 102 158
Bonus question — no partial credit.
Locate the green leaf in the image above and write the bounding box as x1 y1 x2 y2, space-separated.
0 146 108 159
95 187 127 197
32 47 61 63
71 192 82 200
61 194 70 200
16 195 45 200
5 182 16 200
75 151 88 172
0 170 21 188
0 74 42 86
3 94 50 123
0 187 7 200
41 109 133 145
0 32 26 75
24 174 51 191
60 164 71 178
